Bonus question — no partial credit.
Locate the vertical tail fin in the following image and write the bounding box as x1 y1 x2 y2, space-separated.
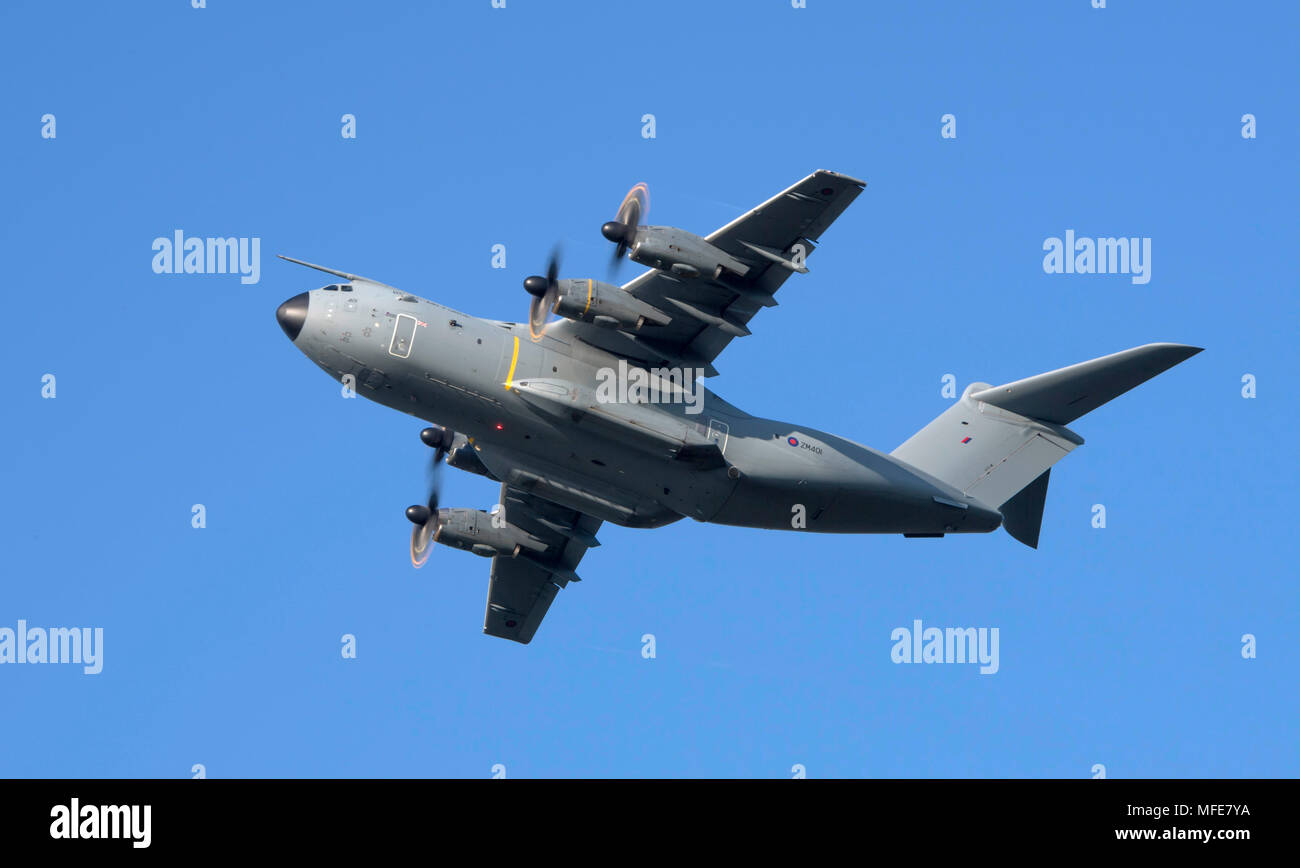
1000 469 1051 549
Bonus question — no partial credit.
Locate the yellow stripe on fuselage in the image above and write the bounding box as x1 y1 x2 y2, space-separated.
505 335 520 390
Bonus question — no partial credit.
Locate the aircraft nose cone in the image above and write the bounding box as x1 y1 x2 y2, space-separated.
276 292 309 341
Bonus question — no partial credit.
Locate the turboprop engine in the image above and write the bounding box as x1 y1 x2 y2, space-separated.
549 278 671 330
524 252 672 338
404 505 549 560
605 224 752 281
599 183 751 280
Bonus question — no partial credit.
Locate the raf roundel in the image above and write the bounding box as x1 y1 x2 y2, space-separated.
787 436 799 447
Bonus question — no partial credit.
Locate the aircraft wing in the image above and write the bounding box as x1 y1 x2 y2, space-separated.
549 169 865 375
483 483 603 644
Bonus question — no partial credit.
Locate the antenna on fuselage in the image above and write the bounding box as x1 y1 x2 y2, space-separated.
277 254 396 289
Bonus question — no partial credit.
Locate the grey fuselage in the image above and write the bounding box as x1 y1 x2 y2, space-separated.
278 280 1003 537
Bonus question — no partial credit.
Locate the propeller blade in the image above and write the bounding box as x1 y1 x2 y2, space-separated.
408 491 438 568
409 483 440 568
410 516 436 567
526 247 561 341
410 429 449 567
528 295 549 339
604 183 648 274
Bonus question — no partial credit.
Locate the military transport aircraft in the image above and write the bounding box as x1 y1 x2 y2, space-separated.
274 170 1200 644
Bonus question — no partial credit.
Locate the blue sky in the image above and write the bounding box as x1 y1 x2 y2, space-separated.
2 0 1295 777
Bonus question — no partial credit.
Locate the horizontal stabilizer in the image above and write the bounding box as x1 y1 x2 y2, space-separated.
970 343 1202 425
892 343 1201 546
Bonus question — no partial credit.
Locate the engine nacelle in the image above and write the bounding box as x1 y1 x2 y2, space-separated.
553 279 671 331
628 226 751 280
434 507 548 559
445 438 497 480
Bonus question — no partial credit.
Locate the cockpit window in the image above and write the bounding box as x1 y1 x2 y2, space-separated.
323 284 339 291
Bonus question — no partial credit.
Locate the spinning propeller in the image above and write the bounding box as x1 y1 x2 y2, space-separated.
406 425 454 567
524 248 561 341
600 182 649 273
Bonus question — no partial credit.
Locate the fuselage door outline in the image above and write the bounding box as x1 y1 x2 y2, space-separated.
389 313 417 359
707 419 730 454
